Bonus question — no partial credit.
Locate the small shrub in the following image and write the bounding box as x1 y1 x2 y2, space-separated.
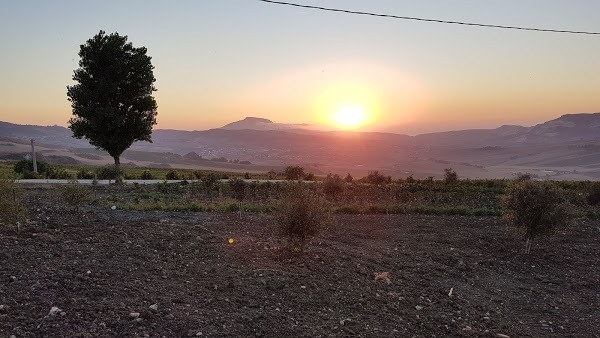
22 171 42 179
77 169 96 179
96 166 123 180
46 166 73 179
0 179 27 230
344 173 353 183
61 180 91 212
365 171 388 185
203 173 219 189
165 170 180 180
587 182 600 206
284 166 305 181
515 172 532 182
276 184 330 252
14 160 48 175
502 180 574 253
229 178 247 201
323 173 344 200
303 173 315 181
444 168 458 184
140 170 154 180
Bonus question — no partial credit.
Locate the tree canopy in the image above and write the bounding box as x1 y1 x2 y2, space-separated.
67 30 158 166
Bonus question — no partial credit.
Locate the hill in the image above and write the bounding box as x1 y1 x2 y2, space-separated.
1 113 599 180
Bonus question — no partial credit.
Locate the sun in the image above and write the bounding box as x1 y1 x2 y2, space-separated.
312 81 380 131
332 104 368 129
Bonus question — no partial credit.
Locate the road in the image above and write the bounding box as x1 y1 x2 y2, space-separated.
15 179 290 185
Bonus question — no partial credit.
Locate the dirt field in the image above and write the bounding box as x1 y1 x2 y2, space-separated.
1 187 599 337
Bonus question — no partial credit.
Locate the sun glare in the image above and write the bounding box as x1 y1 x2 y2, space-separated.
333 105 367 129
312 79 382 131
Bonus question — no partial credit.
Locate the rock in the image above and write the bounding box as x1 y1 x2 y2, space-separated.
149 303 158 311
415 305 424 311
130 312 141 319
48 306 63 316
497 334 510 338
0 304 7 313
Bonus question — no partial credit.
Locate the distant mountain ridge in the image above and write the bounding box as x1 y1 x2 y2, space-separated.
221 117 274 130
2 113 600 149
221 116 312 131
1 113 600 180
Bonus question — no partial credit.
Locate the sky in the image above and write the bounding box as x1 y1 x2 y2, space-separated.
0 0 599 134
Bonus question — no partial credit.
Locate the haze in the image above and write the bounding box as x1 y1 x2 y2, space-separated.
1 0 599 134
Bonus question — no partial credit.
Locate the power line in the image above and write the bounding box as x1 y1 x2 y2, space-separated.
258 0 600 35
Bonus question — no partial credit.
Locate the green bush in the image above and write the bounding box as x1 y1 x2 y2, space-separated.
502 180 574 253
365 171 390 185
229 178 246 201
276 184 330 252
46 166 73 179
140 170 154 180
284 166 305 181
344 173 353 183
303 173 315 181
14 160 48 177
203 173 219 190
22 171 42 179
76 169 96 179
515 173 532 182
96 166 123 180
323 173 344 200
165 170 180 180
587 182 600 206
444 168 458 184
61 180 91 212
0 179 27 229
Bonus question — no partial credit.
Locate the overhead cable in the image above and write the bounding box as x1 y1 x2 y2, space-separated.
258 0 600 35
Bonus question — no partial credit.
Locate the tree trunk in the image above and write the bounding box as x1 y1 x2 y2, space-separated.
112 155 123 184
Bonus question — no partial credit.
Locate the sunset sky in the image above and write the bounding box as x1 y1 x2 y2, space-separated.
1 0 599 134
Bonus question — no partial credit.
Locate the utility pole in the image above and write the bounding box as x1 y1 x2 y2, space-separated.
31 139 38 173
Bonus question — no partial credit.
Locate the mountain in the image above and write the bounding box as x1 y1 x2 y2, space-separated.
0 121 88 147
1 113 600 180
524 113 600 144
221 116 312 131
414 113 600 147
221 117 274 130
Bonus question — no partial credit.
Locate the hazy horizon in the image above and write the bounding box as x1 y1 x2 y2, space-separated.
1 1 599 134
4 111 598 137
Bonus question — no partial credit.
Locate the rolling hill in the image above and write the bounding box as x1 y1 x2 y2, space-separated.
1 113 599 180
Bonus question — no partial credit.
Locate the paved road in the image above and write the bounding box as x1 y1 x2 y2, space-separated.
16 179 290 185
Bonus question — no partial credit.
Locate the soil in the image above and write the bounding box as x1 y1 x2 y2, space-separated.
1 186 599 337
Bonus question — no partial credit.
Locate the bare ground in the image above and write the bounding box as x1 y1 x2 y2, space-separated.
1 187 599 337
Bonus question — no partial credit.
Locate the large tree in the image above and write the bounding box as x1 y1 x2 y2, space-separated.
67 30 158 167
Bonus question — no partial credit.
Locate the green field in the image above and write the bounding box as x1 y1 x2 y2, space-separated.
3 159 599 218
